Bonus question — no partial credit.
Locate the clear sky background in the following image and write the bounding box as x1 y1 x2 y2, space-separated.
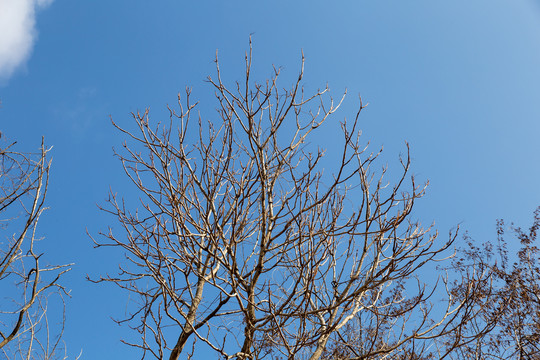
1 0 540 358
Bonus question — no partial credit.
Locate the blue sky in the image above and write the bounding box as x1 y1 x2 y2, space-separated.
1 0 540 358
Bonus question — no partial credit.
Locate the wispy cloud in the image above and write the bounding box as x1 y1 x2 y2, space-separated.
0 0 53 83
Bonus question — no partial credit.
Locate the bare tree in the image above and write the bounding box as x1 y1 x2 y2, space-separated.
0 136 72 359
94 44 493 359
444 207 540 360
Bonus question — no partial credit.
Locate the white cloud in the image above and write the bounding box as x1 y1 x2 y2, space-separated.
0 0 53 82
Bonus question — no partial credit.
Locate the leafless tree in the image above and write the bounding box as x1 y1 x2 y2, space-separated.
443 207 540 360
0 136 72 359
94 44 494 360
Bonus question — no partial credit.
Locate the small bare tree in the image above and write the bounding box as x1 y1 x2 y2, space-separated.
94 44 493 359
444 207 540 359
0 136 72 359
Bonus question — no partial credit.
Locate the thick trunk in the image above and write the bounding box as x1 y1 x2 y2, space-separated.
169 276 206 359
309 335 330 360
